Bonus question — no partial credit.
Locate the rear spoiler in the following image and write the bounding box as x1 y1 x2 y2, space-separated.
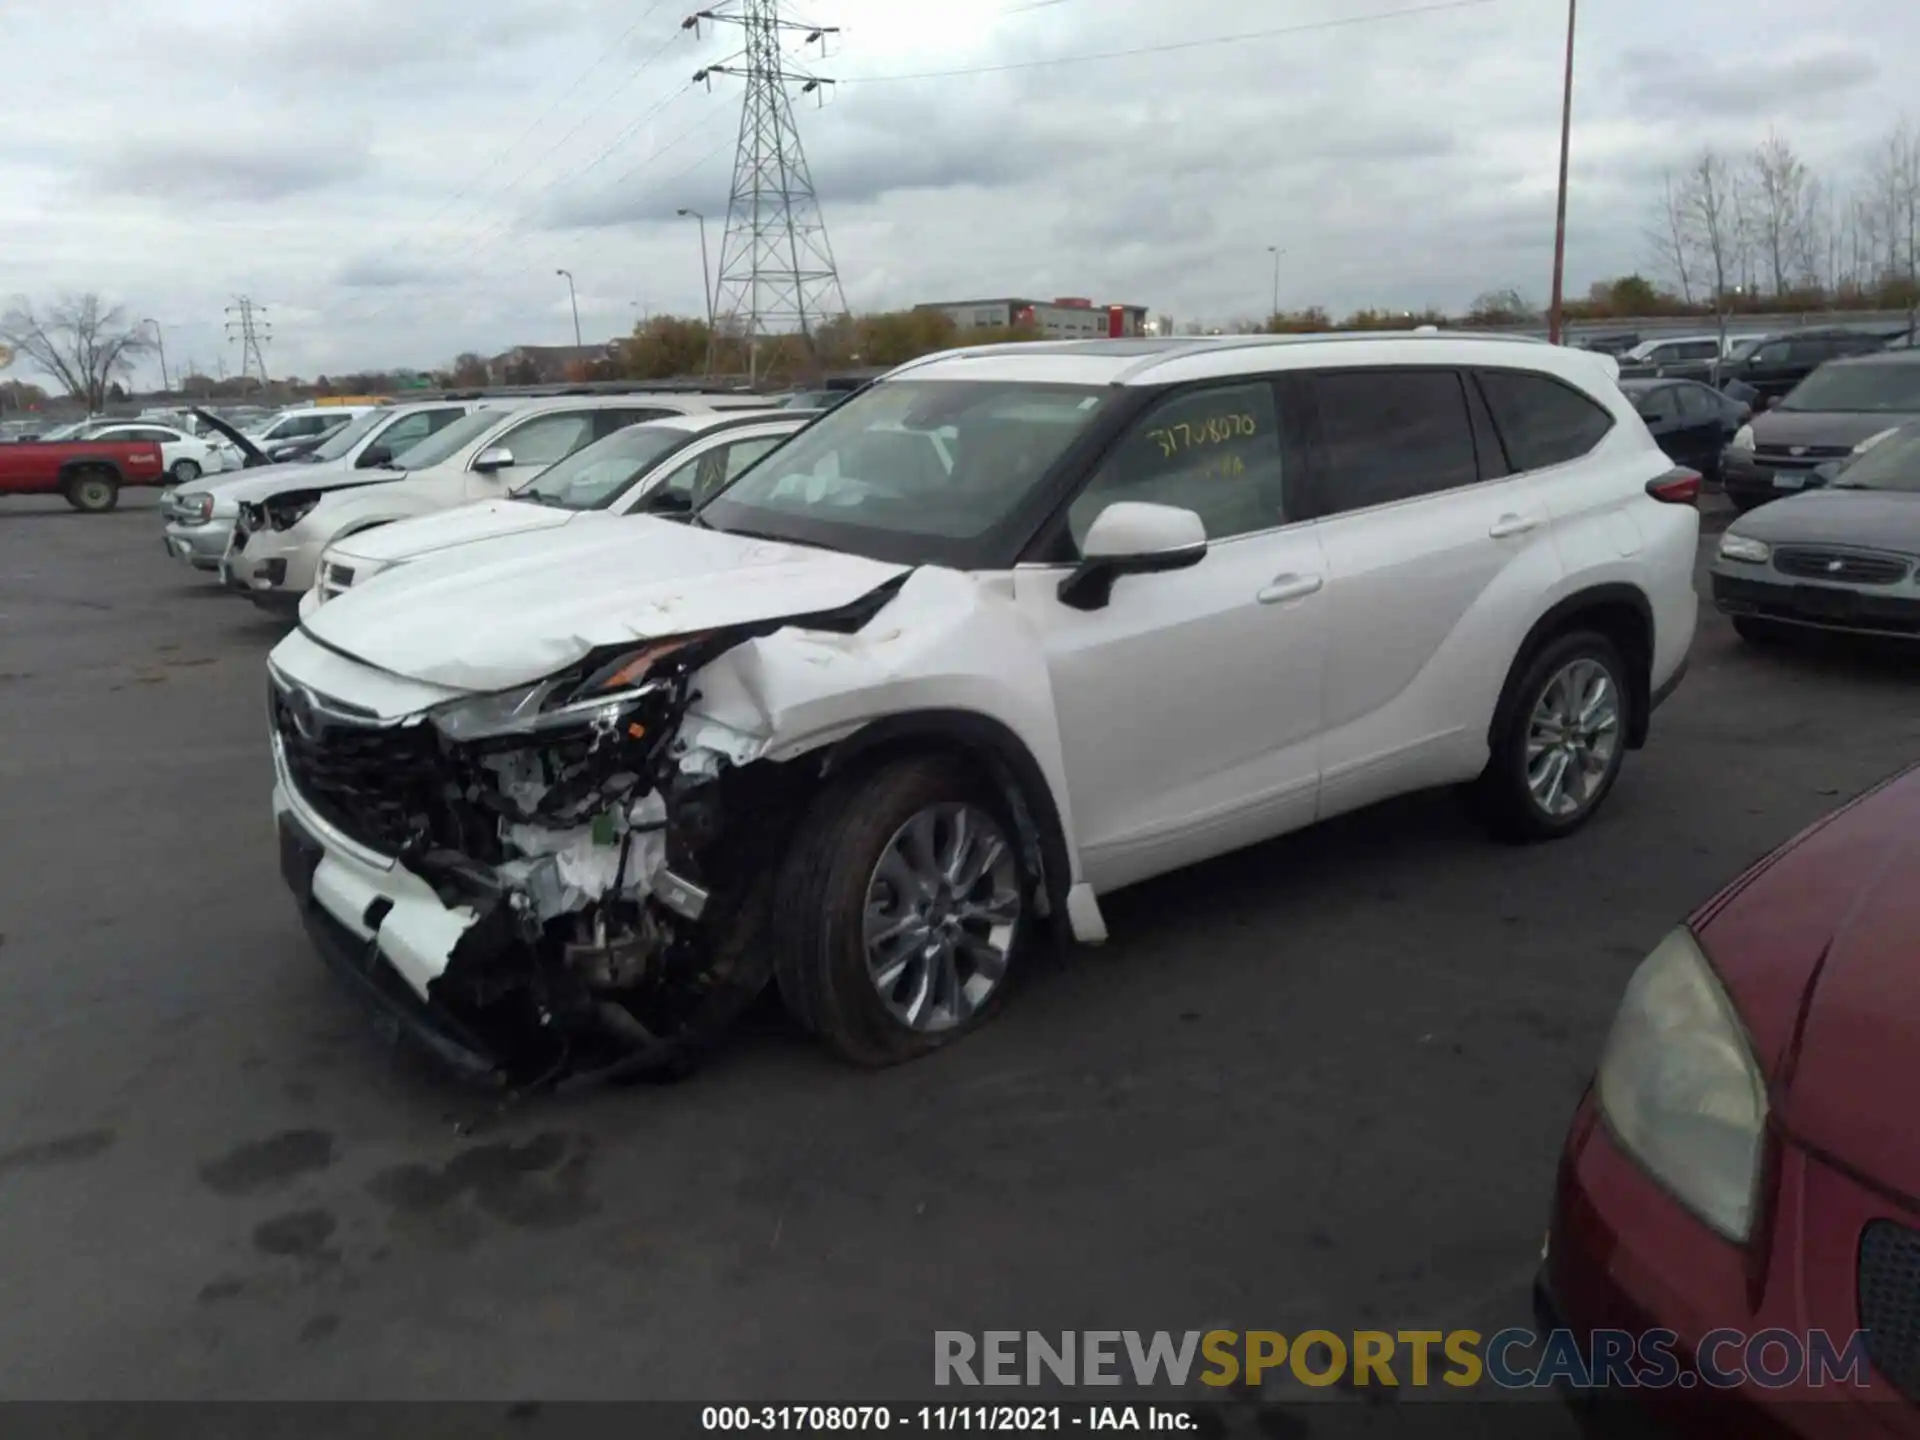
189 407 272 468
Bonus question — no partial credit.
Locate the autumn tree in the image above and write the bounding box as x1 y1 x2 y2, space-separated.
449 352 489 387
1464 288 1536 325
0 293 153 410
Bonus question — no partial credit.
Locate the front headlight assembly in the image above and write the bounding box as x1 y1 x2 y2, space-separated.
430 635 709 743
1716 533 1770 564
1596 927 1768 1242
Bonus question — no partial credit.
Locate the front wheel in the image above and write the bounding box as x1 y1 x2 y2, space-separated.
1475 631 1631 843
63 469 120 513
773 755 1030 1066
171 459 201 483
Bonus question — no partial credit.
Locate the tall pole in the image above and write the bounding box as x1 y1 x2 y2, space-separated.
679 207 716 377
1547 0 1577 346
143 318 170 393
556 269 582 347
1267 246 1283 321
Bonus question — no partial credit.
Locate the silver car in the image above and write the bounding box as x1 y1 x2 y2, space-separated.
1710 421 1920 642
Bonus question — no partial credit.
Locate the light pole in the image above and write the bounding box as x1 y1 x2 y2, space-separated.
555 269 582 348
1267 247 1286 322
677 208 716 377
1547 0 1577 346
142 318 170 393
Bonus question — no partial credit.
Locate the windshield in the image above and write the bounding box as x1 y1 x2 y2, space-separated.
387 408 503 471
512 425 691 510
1779 363 1920 413
307 408 388 462
699 379 1113 566
1726 337 1763 360
1831 424 1920 491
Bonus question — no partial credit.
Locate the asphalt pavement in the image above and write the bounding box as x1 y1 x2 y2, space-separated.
3 492 1918 1407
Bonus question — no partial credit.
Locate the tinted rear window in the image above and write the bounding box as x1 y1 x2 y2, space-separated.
1309 369 1480 514
1475 369 1614 472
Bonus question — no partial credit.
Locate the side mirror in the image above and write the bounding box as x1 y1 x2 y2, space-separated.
357 444 393 469
1058 502 1208 611
472 446 515 473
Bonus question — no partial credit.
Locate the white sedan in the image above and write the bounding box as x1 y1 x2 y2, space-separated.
83 422 229 483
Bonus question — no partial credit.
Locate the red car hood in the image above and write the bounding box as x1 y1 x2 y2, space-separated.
1695 762 1920 1201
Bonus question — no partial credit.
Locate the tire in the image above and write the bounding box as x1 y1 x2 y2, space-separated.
171 459 201 483
63 469 120 514
1732 616 1784 645
772 754 1032 1067
1475 630 1632 844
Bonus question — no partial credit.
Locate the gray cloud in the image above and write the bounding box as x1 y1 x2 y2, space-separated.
1620 43 1880 120
87 138 370 202
4 0 1918 376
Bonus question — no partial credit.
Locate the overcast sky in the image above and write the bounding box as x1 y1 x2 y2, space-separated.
2 0 1914 384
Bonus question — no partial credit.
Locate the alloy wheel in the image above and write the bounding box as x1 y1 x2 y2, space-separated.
1524 657 1622 820
861 802 1021 1032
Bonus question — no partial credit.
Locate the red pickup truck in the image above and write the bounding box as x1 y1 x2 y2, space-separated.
0 433 167 512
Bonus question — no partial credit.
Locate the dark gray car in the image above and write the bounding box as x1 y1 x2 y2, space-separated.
1719 351 1920 512
1710 421 1920 642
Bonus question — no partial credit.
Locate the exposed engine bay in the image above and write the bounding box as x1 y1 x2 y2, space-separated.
272 578 910 1089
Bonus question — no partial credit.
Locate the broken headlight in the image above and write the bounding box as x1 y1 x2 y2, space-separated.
265 489 324 531
429 636 706 743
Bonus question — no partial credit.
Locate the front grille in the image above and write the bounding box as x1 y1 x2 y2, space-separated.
1755 443 1853 471
1860 1221 1920 1400
1773 546 1911 585
271 679 446 857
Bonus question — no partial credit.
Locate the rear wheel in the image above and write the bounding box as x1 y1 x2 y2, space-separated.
63 469 120 513
773 755 1030 1066
1475 631 1631 843
171 459 201 483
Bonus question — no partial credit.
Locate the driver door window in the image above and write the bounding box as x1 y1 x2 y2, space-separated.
1066 381 1288 547
470 411 596 494
636 435 787 513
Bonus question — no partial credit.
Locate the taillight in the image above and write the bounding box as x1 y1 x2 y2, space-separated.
1645 467 1701 505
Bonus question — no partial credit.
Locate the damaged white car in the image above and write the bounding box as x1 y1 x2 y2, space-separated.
267 333 1697 1085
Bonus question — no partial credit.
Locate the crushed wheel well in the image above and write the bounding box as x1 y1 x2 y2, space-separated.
816 714 1073 937
1495 586 1655 750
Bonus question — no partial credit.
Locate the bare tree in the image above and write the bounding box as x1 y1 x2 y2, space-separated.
1749 129 1813 296
1676 150 1739 348
1648 169 1696 304
0 294 152 411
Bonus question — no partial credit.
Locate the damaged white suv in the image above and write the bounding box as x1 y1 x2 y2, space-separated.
267 333 1699 1084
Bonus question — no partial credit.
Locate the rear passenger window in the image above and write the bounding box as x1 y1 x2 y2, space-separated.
1475 370 1614 473
1067 381 1286 546
1308 369 1479 514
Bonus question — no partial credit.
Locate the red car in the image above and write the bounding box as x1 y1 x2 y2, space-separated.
1541 760 1920 1434
0 430 166 511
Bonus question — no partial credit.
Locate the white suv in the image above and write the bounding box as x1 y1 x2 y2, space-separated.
228 394 767 610
265 333 1699 1084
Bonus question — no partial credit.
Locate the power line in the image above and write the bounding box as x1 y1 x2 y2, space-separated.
836 0 1506 82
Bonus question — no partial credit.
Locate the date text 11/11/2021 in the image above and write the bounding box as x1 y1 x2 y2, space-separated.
701 1404 1201 1431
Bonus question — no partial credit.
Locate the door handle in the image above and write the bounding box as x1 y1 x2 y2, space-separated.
1256 573 1323 605
1489 512 1542 539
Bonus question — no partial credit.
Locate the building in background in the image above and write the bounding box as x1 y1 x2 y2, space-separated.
914 296 1150 340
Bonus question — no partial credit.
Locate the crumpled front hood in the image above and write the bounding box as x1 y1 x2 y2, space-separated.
300 515 911 691
327 498 573 565
1729 489 1920 550
219 460 407 506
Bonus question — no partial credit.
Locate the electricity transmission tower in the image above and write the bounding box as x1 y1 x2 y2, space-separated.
690 1 849 385
224 296 271 386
